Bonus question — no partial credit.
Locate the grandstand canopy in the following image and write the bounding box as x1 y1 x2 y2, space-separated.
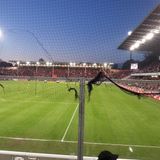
118 4 160 54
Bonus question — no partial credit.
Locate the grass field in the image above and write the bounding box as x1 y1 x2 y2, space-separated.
0 80 160 160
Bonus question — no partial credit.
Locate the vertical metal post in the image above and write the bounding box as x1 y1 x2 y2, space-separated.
52 63 54 78
68 65 70 77
84 66 86 77
35 65 38 95
78 78 85 160
17 65 19 77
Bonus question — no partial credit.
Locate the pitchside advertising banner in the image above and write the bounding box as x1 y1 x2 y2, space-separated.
130 63 138 70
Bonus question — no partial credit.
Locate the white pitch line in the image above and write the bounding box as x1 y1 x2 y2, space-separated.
61 104 79 142
0 99 76 105
0 136 61 142
0 136 160 149
64 140 160 149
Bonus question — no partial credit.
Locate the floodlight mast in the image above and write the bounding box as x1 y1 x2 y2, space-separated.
34 62 39 96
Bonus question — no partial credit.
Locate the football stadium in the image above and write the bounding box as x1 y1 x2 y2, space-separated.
0 1 160 160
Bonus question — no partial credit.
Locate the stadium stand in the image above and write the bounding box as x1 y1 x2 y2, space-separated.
0 61 131 79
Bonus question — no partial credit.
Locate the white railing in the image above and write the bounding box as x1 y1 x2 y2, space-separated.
0 150 138 160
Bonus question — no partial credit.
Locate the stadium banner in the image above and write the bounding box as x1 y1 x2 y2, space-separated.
130 63 138 70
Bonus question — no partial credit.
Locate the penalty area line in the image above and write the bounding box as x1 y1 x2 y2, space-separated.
61 104 79 142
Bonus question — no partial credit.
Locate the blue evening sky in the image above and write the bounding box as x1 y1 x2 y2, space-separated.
0 0 159 63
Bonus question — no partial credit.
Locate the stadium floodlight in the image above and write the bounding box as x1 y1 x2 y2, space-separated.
69 62 73 66
103 63 107 67
36 61 40 66
128 31 132 36
153 29 159 34
92 63 97 67
26 61 30 65
17 61 20 65
136 40 143 44
0 28 3 40
145 32 154 40
70 62 76 67
130 45 135 51
83 63 86 67
141 38 146 44
46 61 50 66
133 42 140 49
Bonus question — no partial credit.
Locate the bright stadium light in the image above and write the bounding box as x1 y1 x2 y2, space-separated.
26 61 30 65
36 61 40 65
83 63 86 67
153 29 159 34
141 38 146 44
133 42 140 48
145 32 154 40
128 31 132 36
0 29 3 40
136 40 143 44
69 62 72 66
46 61 50 66
69 62 76 67
104 63 107 67
17 61 20 65
130 45 135 51
93 63 97 67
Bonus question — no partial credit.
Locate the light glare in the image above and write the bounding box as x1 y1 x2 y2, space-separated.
26 61 30 65
153 29 159 34
141 38 146 44
145 33 154 40
0 29 3 39
128 31 132 36
134 42 140 48
46 62 50 66
104 63 107 67
130 46 135 51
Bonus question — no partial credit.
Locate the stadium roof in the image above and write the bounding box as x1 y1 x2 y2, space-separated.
118 4 160 54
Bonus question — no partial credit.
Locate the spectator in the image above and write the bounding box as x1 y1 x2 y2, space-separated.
98 150 118 160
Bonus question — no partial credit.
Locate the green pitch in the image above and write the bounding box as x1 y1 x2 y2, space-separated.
0 80 160 160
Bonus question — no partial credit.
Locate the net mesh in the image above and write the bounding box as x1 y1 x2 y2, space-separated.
0 1 160 160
